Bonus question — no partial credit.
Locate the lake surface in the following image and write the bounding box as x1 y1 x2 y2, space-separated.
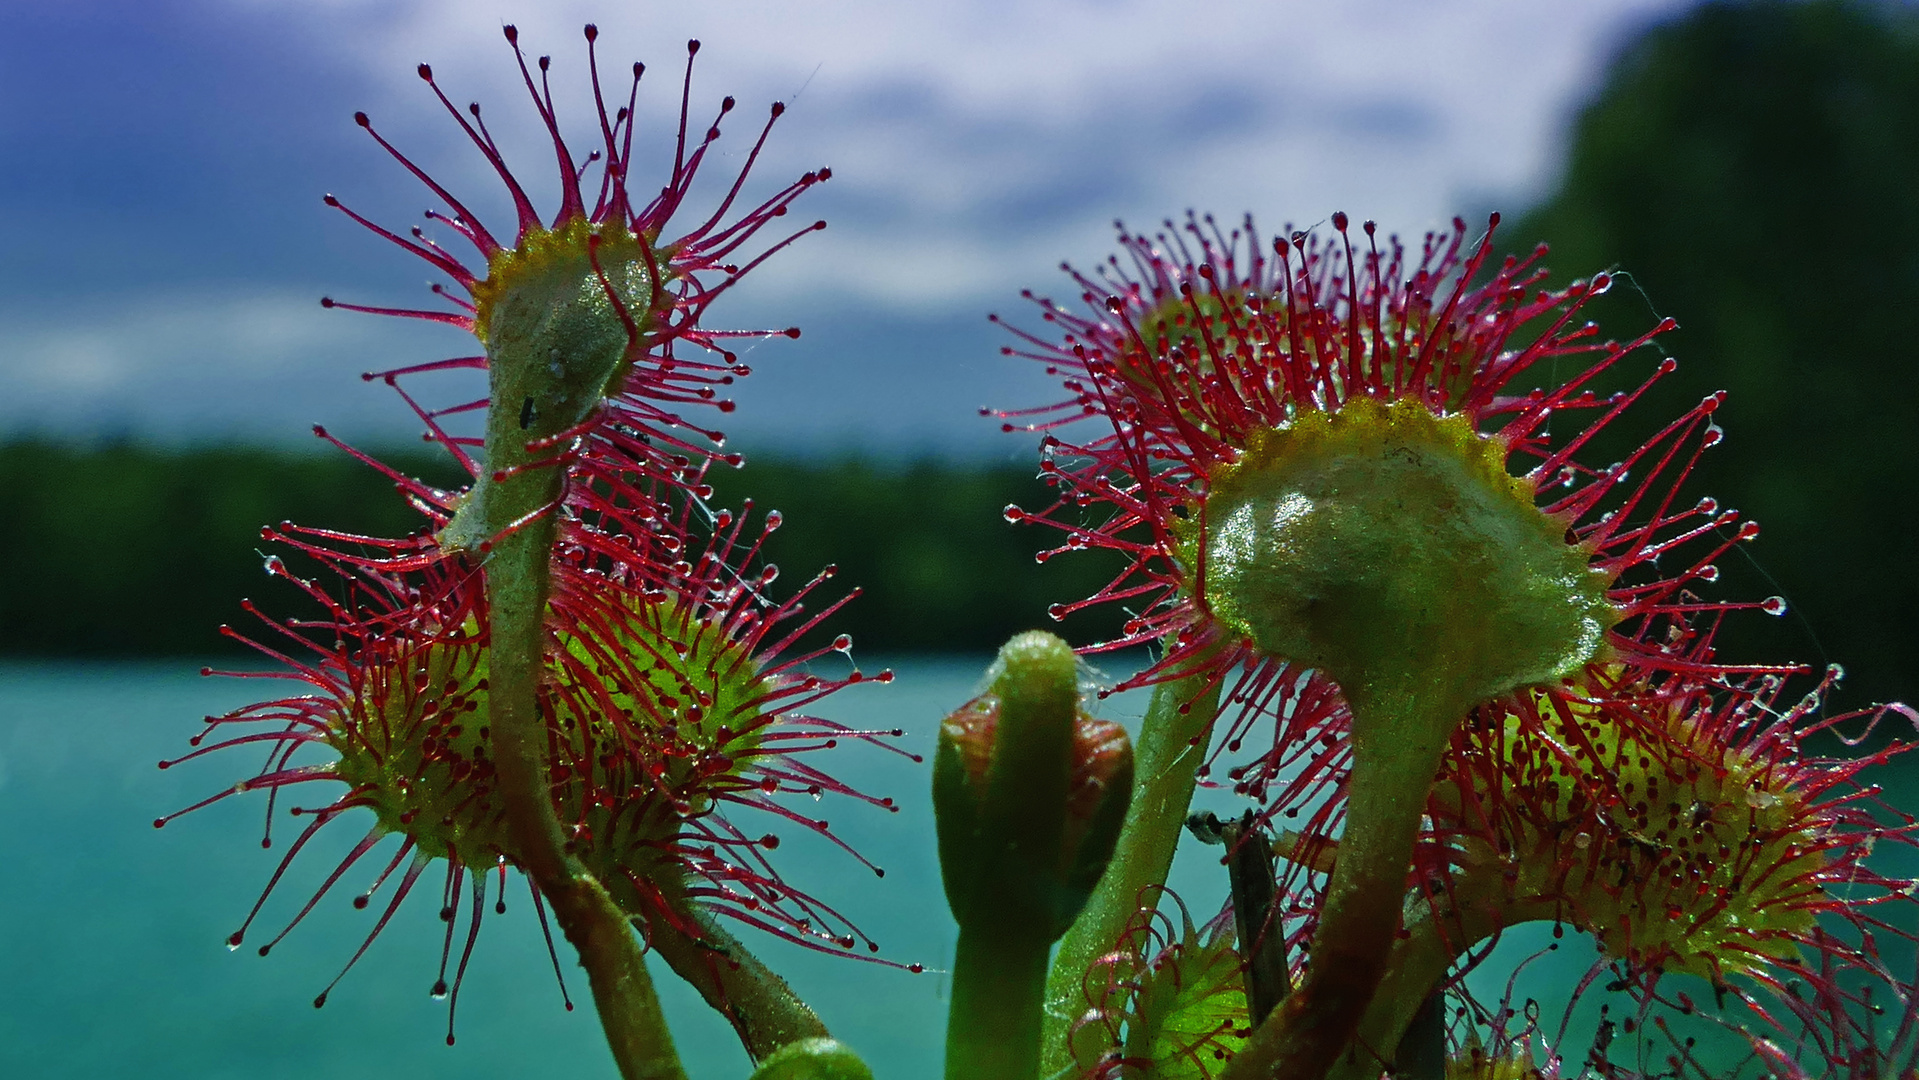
0 657 1214 1079
3 661 1911 1077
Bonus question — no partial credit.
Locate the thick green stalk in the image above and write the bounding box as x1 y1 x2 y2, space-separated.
946 923 1055 1080
1325 920 1457 1080
643 900 831 1060
1040 669 1222 1076
481 419 686 1080
1390 992 1449 1080
1323 881 1551 1080
1217 687 1457 1080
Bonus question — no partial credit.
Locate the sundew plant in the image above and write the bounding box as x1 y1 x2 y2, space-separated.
158 23 1919 1080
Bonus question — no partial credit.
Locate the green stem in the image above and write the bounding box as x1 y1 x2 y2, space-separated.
482 443 686 1080
1218 686 1458 1080
1322 907 1460 1080
946 922 1054 1080
642 899 831 1061
1391 991 1449 1080
1323 880 1552 1080
940 633 1082 1080
1040 668 1223 1076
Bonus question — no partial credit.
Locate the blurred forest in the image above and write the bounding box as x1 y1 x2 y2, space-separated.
1507 0 1919 712
0 441 1122 660
0 0 1912 712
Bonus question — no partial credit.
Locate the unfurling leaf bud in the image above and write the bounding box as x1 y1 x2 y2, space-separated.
934 631 1134 941
747 1037 875 1080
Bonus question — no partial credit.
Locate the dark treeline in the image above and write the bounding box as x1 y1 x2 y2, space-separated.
0 441 1122 659
702 458 1125 653
1504 0 1919 713
0 440 463 658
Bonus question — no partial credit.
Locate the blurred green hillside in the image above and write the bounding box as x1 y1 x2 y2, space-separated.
0 441 1121 659
1506 0 1919 711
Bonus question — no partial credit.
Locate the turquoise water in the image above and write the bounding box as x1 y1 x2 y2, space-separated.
0 657 1194 1078
5 661 1910 1077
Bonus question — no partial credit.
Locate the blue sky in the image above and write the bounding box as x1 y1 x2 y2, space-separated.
0 0 1700 461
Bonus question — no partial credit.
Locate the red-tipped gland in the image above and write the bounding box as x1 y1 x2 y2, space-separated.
995 210 1833 1078
317 26 830 507
164 27 877 1047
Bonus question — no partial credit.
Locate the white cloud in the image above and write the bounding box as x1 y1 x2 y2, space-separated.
25 0 1703 454
0 289 473 443
216 0 1697 313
